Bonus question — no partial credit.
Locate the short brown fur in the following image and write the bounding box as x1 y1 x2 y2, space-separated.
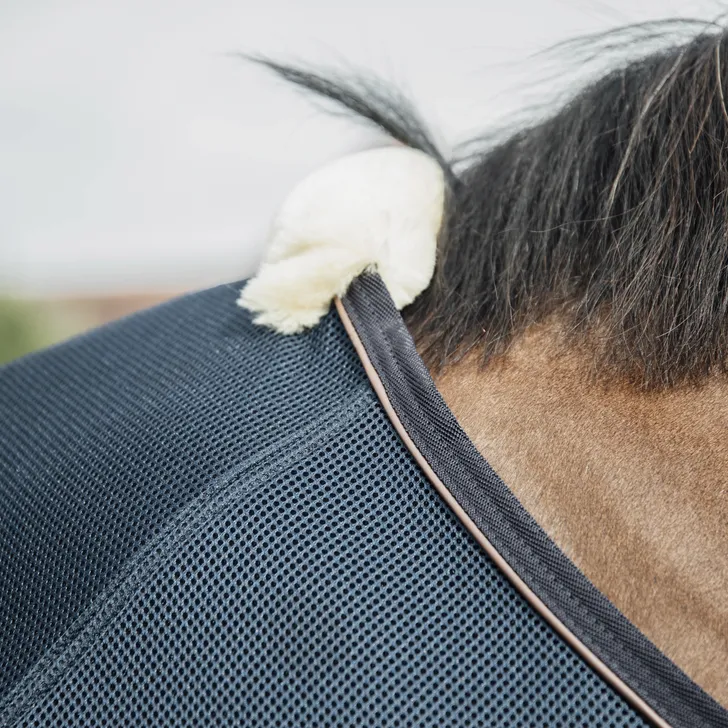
434 320 728 707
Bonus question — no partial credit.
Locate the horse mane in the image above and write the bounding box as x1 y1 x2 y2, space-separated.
250 20 728 389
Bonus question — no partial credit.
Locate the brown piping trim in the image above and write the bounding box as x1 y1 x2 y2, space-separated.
335 296 671 728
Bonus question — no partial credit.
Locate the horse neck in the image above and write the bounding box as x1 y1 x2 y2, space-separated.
431 320 728 707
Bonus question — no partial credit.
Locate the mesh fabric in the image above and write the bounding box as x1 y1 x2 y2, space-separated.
1 283 647 726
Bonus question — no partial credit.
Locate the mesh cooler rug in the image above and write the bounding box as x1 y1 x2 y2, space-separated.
0 281 670 726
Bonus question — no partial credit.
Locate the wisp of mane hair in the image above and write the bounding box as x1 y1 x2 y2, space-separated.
247 21 728 389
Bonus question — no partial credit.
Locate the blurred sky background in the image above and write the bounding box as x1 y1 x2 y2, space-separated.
1 0 726 357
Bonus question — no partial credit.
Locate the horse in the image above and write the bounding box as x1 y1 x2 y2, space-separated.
1 20 727 728
255 23 728 709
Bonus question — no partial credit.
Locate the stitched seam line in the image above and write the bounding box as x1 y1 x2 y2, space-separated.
0 388 374 727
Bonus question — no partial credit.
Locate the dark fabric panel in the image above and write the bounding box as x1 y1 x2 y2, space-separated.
7 398 647 728
0 283 368 699
342 273 728 728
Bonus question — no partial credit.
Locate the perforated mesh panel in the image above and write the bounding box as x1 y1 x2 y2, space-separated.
1 284 648 726
0 283 368 699
12 401 646 727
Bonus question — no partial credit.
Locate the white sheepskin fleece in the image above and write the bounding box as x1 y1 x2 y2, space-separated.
238 146 445 333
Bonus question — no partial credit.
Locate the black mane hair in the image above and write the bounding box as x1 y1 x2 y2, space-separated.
250 21 728 389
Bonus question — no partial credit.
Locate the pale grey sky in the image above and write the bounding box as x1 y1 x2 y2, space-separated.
0 0 723 295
